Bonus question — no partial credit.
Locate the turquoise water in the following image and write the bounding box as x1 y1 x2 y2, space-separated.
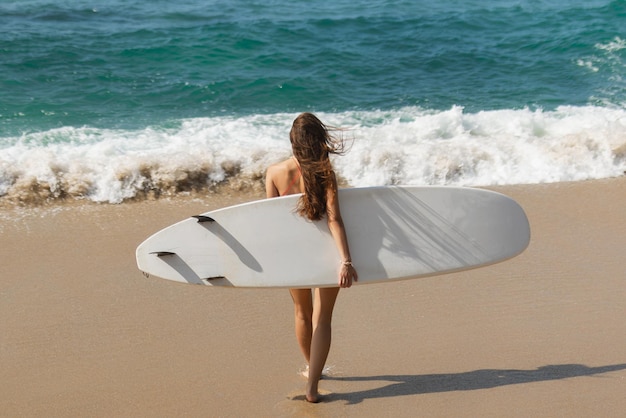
1 0 625 203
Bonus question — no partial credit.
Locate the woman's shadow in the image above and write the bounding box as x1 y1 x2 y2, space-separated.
320 363 626 404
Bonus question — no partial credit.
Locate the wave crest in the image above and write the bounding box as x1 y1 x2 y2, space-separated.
1 107 625 206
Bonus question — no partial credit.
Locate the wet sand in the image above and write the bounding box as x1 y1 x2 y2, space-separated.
1 178 625 417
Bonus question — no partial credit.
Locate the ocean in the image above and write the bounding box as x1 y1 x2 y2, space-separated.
1 0 625 205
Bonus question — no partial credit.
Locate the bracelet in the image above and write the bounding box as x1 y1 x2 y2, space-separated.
342 260 353 267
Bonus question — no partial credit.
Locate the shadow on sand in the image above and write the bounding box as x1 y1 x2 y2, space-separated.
320 363 626 404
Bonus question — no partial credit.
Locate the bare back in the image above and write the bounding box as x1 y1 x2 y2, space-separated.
265 157 303 198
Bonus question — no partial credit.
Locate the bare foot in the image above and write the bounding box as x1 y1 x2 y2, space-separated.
305 392 322 403
305 381 322 403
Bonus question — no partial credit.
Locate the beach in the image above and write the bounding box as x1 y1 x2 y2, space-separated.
2 1 625 415
1 178 625 417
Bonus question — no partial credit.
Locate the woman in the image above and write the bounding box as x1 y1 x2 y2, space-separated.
265 112 358 403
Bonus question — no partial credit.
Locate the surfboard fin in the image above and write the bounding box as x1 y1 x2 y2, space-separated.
192 215 215 223
150 251 176 257
201 276 227 284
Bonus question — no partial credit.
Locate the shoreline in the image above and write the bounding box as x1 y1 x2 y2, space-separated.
2 177 625 417
1 174 623 215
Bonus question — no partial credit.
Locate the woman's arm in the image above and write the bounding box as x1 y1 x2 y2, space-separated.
326 172 358 288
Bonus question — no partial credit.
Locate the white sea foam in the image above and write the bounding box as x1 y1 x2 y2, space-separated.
1 106 625 205
583 37 626 108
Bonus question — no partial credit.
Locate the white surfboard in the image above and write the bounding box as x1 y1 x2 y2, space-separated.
136 186 530 288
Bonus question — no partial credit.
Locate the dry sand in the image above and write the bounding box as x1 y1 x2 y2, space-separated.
1 178 625 417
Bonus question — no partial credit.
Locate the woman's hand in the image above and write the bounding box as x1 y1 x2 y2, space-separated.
338 262 358 288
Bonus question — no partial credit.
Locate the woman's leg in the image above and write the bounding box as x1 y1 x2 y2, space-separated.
306 287 340 402
289 289 314 364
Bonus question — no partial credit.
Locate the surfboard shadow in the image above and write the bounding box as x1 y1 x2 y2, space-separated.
153 253 234 286
152 253 206 285
321 363 626 405
198 221 263 273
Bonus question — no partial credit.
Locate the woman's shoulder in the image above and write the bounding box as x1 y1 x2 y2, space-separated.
267 159 295 185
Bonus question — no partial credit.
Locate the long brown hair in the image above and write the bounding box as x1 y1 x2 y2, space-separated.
290 113 347 221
